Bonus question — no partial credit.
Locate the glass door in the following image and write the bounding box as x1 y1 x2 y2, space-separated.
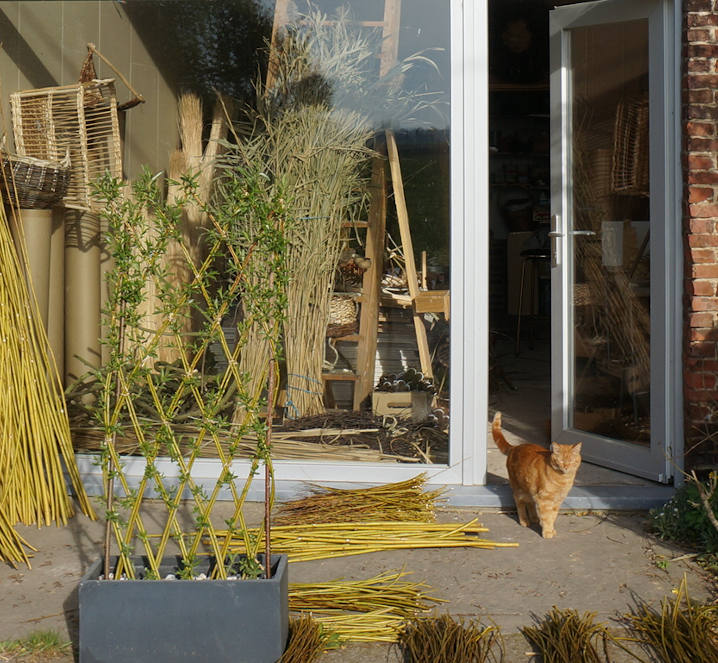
550 0 676 482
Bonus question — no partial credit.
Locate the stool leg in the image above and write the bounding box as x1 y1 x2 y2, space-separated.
515 259 527 355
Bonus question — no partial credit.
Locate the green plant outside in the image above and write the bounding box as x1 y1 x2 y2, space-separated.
649 474 718 572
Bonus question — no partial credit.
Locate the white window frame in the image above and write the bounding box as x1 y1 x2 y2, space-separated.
76 0 492 498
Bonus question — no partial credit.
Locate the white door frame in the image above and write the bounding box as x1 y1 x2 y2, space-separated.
549 0 683 482
77 0 492 494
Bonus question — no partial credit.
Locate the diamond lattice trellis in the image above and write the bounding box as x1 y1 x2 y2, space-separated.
96 164 291 580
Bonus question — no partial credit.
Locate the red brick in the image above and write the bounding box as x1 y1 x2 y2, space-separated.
689 311 717 327
688 106 718 122
687 43 718 58
687 13 718 27
688 154 716 170
690 218 716 233
689 234 718 249
688 171 718 185
689 202 718 217
688 59 713 73
687 120 716 136
690 280 718 296
685 0 713 10
693 264 718 278
687 137 718 152
688 88 714 103
692 296 718 310
687 28 714 41
689 187 715 203
686 388 718 402
686 73 718 89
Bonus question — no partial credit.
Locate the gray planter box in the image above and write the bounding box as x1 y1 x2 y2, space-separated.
79 554 288 663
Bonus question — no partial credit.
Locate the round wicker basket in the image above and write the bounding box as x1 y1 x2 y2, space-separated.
1 152 70 209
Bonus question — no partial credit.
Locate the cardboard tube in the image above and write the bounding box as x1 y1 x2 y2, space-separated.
48 208 65 379
64 210 102 387
17 208 52 329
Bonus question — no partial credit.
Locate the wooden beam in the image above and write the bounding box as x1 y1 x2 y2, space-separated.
385 129 433 378
353 155 387 409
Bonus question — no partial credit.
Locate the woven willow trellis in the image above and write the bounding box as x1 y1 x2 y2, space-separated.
94 162 290 581
11 79 122 210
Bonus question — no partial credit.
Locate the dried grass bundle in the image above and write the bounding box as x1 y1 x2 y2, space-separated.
521 607 611 663
398 614 504 663
623 576 718 663
274 473 445 525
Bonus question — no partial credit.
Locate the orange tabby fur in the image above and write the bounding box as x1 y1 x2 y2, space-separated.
492 411 581 538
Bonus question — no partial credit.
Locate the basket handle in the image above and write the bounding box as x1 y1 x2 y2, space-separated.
85 43 146 111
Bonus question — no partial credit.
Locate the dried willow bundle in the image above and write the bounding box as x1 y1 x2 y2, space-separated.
274 473 445 525
216 519 518 563
0 203 94 567
289 571 443 644
623 576 718 663
398 614 504 663
521 607 612 663
279 615 331 663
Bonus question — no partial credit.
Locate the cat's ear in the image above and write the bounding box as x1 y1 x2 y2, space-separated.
550 442 560 455
571 442 582 455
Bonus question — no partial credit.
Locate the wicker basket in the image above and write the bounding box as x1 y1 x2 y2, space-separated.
0 152 70 209
327 295 358 337
11 79 122 210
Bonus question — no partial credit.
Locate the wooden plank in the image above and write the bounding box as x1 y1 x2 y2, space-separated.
379 0 402 77
266 0 290 90
353 155 387 409
385 129 433 378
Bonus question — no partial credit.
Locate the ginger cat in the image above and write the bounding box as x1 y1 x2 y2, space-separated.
492 411 581 538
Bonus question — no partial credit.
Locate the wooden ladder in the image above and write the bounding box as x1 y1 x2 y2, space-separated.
268 0 443 411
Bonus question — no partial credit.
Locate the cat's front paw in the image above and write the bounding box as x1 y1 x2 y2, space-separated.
541 529 555 539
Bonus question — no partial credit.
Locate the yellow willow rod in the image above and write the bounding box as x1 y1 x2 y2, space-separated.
116 370 191 568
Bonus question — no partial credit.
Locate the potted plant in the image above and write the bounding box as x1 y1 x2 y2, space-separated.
77 160 293 663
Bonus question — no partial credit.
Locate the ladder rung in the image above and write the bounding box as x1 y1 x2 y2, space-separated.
342 220 369 228
322 372 358 381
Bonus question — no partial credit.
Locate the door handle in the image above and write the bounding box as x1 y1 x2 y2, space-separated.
548 230 596 236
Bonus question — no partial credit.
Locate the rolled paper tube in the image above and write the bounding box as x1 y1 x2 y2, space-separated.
48 208 65 377
64 210 102 390
17 208 52 330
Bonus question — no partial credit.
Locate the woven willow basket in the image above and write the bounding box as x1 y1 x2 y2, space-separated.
327 295 358 338
11 79 122 211
0 152 70 209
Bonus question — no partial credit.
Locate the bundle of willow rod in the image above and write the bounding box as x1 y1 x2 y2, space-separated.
0 509 36 568
216 519 518 563
290 570 443 615
274 473 445 525
623 576 718 663
279 615 332 663
0 201 94 567
398 614 504 663
288 571 443 644
71 425 417 463
521 607 614 663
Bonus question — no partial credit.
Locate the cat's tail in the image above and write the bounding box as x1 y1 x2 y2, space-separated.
491 411 512 455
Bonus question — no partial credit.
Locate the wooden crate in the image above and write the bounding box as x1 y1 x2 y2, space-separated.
372 391 432 421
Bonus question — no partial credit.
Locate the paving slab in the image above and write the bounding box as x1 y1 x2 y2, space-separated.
1 504 715 662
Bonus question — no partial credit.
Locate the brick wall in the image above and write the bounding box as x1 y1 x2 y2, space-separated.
684 0 718 470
